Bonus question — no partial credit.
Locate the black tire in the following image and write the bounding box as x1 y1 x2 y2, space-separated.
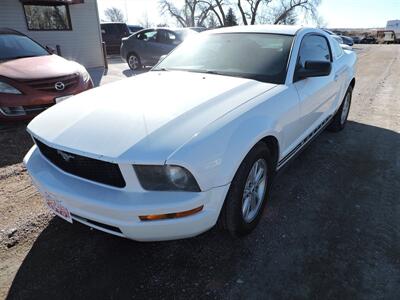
219 142 274 237
127 53 142 70
327 85 353 132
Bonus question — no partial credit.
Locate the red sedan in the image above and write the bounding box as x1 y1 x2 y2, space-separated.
0 28 93 122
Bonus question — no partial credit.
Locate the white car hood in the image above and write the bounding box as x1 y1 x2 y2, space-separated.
28 71 276 164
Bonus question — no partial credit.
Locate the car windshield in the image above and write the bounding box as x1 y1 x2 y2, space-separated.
153 33 294 84
0 33 49 61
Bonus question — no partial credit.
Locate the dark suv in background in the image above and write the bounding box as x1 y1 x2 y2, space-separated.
128 25 144 34
101 22 131 54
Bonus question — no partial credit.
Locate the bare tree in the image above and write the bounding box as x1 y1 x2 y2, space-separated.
272 0 320 25
207 14 219 28
202 0 229 27
160 0 213 27
237 0 320 25
104 7 125 23
139 12 153 28
237 0 270 25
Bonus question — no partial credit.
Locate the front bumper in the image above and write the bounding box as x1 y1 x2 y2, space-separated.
24 146 229 241
0 78 93 122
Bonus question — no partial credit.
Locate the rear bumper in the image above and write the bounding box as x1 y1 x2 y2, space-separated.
24 146 229 241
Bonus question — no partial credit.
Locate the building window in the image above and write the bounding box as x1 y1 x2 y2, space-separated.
23 4 72 31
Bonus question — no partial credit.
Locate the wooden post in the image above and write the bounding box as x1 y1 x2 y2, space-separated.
102 42 108 70
56 45 62 56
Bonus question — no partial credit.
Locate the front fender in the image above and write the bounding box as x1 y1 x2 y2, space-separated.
166 108 280 191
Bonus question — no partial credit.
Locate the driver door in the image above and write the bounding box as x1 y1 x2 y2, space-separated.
293 34 339 135
137 29 159 65
156 30 181 57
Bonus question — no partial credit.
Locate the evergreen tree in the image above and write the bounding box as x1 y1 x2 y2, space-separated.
225 8 238 27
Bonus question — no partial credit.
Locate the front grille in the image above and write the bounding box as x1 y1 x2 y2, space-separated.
23 104 53 113
71 213 123 234
34 139 126 188
22 74 80 92
0 104 52 116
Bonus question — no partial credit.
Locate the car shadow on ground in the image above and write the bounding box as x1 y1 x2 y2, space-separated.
0 123 32 168
6 121 400 299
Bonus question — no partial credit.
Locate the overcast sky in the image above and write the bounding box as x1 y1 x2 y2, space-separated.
97 0 400 28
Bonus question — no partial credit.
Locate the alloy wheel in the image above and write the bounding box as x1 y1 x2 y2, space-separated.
242 158 267 223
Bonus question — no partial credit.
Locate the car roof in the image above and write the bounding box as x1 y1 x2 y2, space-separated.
101 22 127 25
156 27 194 31
0 28 23 35
206 25 307 36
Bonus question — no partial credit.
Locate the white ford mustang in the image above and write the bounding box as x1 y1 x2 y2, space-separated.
24 25 356 241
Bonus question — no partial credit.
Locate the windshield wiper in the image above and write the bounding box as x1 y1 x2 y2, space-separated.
7 55 40 60
152 67 169 71
204 70 224 75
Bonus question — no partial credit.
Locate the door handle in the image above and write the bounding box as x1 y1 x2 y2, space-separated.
334 74 339 81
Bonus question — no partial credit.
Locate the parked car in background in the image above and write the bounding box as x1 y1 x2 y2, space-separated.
359 36 377 44
0 28 92 122
322 29 343 44
101 22 131 54
352 36 361 44
339 35 354 46
128 25 144 34
121 28 198 70
188 27 207 33
25 25 356 241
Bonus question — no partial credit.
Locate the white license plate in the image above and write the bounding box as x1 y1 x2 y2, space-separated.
55 95 72 103
44 192 73 223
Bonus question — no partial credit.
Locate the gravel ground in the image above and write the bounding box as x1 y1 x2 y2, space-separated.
0 45 399 299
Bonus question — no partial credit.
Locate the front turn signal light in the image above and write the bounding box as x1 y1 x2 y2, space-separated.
139 206 203 221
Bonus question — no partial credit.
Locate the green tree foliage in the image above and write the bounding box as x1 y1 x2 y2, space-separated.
225 8 238 26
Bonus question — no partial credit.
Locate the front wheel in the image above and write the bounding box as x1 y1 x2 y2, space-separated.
327 85 353 132
219 142 274 237
127 53 141 70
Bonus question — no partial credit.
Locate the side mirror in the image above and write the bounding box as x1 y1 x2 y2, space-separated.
294 60 332 82
46 45 56 54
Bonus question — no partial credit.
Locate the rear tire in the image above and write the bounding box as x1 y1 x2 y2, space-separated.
219 142 274 237
127 53 142 70
327 85 353 132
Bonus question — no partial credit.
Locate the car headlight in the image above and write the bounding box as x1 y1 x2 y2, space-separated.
134 165 201 192
80 69 91 83
0 82 21 94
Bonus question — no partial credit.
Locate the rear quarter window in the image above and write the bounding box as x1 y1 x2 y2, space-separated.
331 38 344 59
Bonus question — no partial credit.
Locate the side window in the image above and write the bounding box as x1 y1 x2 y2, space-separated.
331 38 344 59
101 24 107 35
109 25 118 35
116 24 130 36
157 30 179 45
103 25 117 36
297 35 331 68
137 30 157 42
165 31 179 45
